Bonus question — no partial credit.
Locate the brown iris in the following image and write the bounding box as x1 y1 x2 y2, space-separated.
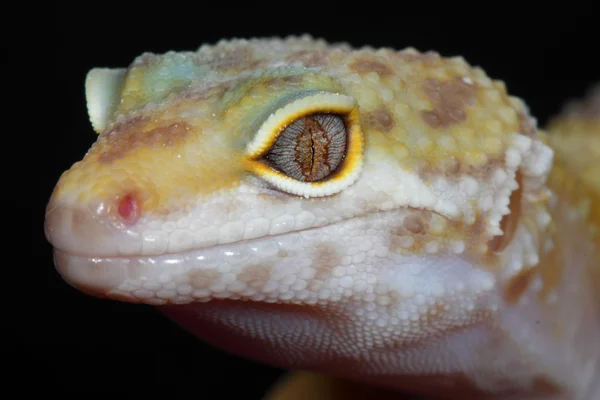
264 113 347 182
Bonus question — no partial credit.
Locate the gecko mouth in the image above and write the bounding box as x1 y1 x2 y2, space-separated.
46 197 369 260
51 233 298 301
49 219 348 302
45 200 393 301
47 198 477 307
46 192 488 308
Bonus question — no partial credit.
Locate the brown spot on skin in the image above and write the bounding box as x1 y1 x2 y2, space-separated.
277 250 288 258
285 50 329 67
437 156 462 176
403 215 426 234
504 267 537 305
313 243 341 281
189 269 220 289
365 106 395 132
97 119 191 163
237 264 273 290
418 147 505 180
350 58 393 76
386 209 447 255
421 77 478 129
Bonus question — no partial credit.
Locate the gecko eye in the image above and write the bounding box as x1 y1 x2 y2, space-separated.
245 92 364 197
264 113 346 182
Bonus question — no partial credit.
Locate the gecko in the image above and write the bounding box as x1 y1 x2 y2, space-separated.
44 36 600 399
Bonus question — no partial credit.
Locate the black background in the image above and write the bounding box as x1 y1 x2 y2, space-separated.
7 8 599 398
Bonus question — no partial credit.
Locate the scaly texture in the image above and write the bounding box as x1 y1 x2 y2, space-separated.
45 36 600 399
545 85 600 305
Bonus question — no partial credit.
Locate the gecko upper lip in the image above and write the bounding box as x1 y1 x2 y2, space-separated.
45 197 395 260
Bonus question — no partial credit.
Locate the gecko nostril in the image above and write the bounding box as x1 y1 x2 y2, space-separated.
488 171 522 253
116 193 140 225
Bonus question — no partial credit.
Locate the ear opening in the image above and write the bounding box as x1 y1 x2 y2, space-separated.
488 171 523 253
85 68 127 133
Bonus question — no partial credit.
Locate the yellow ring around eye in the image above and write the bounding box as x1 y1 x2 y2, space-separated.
244 92 364 198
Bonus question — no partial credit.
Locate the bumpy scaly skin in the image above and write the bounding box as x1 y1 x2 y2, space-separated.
546 85 600 247
45 36 600 399
545 85 600 315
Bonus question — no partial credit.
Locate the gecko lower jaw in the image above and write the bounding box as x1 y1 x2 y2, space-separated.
50 231 285 301
52 241 259 301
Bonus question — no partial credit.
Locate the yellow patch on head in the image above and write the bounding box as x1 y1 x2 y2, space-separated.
51 98 245 216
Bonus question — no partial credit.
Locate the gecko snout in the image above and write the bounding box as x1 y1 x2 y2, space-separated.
45 194 146 298
44 194 143 258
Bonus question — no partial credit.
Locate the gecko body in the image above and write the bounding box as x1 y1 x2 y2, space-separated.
45 36 600 399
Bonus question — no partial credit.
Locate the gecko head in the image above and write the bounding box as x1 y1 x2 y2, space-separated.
46 38 557 392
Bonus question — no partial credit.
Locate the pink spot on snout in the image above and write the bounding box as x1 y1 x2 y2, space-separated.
117 194 140 225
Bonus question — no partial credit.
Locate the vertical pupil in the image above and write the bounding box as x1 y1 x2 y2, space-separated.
296 116 321 180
